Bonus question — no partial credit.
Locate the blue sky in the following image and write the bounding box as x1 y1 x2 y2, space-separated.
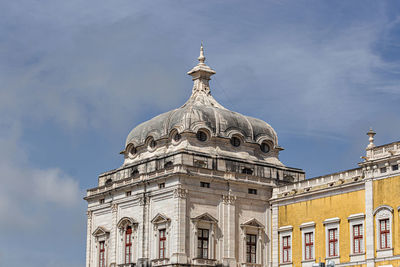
1 1 400 266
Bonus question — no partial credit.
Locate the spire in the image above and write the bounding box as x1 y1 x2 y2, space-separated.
187 43 216 95
366 128 376 149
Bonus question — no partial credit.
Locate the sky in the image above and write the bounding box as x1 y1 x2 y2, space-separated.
1 0 400 266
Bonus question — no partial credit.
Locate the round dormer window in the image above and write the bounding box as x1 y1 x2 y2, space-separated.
149 139 156 148
173 132 181 142
260 142 270 153
230 137 241 147
128 145 137 157
196 131 207 142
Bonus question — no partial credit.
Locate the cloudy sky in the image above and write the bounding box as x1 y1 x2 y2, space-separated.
1 0 400 266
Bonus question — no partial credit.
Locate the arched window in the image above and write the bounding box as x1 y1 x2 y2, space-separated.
125 226 132 264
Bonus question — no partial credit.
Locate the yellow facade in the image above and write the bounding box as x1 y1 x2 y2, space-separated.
373 175 400 260
278 190 365 267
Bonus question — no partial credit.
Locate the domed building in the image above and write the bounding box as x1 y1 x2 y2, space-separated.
85 45 305 267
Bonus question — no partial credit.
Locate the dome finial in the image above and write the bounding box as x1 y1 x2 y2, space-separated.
198 42 205 64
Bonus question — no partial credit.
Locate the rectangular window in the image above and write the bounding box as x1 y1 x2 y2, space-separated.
125 227 132 263
159 229 166 259
328 228 338 257
248 188 257 195
304 232 314 260
126 191 131 197
282 236 291 263
197 229 209 259
200 182 210 188
353 224 363 254
159 183 165 189
392 164 398 171
99 198 105 204
379 219 390 249
380 167 387 173
99 241 105 267
246 234 257 263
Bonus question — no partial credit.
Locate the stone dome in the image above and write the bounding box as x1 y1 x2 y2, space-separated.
125 45 279 149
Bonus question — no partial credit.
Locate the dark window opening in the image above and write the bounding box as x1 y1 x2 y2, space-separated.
246 234 257 263
105 178 112 186
200 182 210 188
164 161 173 168
197 229 209 259
99 198 105 204
131 169 139 177
159 183 165 189
173 133 181 142
149 139 156 148
126 191 131 197
230 137 241 147
260 142 270 153
392 164 398 171
196 131 207 142
380 167 387 173
242 168 253 175
248 188 257 195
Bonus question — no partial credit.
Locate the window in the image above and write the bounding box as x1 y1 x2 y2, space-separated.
260 142 270 153
230 137 241 147
131 168 139 177
173 132 181 142
353 224 363 254
159 183 165 189
126 191 131 197
328 228 338 257
246 234 257 263
248 188 257 195
196 131 207 142
242 168 253 175
99 198 105 204
380 219 390 249
392 164 398 171
99 241 105 267
159 229 166 259
125 226 132 263
282 236 291 263
380 167 387 173
304 232 313 260
197 229 209 259
200 182 210 188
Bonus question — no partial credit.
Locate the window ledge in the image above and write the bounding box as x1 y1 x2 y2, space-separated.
325 256 339 260
301 259 315 263
151 258 170 266
350 252 365 256
377 247 393 252
192 258 217 265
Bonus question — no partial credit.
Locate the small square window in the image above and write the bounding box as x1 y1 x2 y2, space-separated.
380 167 387 173
392 164 398 171
99 198 105 204
126 191 131 197
200 182 210 188
248 188 257 195
159 183 165 189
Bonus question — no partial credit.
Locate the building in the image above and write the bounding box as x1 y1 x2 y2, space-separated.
84 46 400 267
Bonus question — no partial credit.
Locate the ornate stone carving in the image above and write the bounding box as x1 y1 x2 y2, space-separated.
86 210 92 219
111 203 118 212
139 194 150 206
222 194 236 205
174 187 188 198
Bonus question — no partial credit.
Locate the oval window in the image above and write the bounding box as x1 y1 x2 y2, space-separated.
129 145 136 156
149 139 156 148
260 142 270 153
230 137 241 147
196 131 207 142
173 132 181 142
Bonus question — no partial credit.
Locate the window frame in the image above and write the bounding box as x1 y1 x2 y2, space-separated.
278 225 293 265
125 226 133 264
159 229 166 259
374 205 394 258
99 241 105 267
348 213 365 261
353 224 363 254
328 228 338 257
246 234 257 263
379 219 390 249
323 218 340 261
197 228 209 259
300 222 315 262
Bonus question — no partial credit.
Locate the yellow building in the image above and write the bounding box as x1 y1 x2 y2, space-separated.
271 130 400 267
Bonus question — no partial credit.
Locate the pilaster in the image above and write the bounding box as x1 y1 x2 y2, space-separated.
110 204 118 266
222 193 237 267
171 187 188 264
271 205 279 267
365 177 374 267
86 210 92 267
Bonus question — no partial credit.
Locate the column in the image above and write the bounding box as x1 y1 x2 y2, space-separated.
365 176 374 267
271 205 279 267
172 187 188 264
222 193 236 267
110 204 118 266
86 210 92 267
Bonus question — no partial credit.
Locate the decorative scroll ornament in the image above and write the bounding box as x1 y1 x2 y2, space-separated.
222 193 236 205
174 187 188 198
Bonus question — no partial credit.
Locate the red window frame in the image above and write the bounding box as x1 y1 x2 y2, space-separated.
99 241 105 267
282 236 291 263
125 226 132 264
379 219 390 249
328 228 338 257
353 224 363 253
159 229 166 259
246 234 257 263
304 232 313 260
